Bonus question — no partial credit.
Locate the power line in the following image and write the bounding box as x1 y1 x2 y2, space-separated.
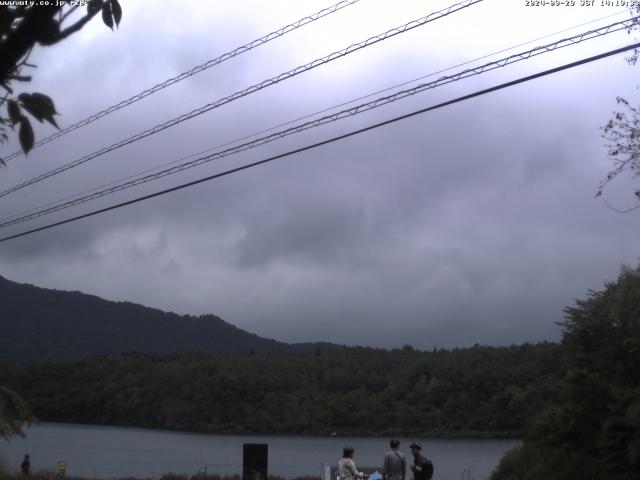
1 17 634 229
1 11 627 226
0 0 483 199
0 42 637 244
1 0 362 163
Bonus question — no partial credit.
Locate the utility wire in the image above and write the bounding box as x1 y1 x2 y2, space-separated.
4 10 627 228
0 8 629 229
0 17 635 229
1 0 362 163
1 11 627 225
0 0 483 200
0 41 637 244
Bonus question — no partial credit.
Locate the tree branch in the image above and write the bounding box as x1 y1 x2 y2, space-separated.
603 199 640 213
15 47 34 70
48 8 101 43
59 5 79 25
0 7 60 83
7 74 31 82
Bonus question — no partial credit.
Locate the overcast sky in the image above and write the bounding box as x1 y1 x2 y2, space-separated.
0 0 638 349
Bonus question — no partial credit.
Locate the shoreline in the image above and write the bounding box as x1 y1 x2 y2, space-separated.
2 424 518 480
0 471 319 480
29 420 522 441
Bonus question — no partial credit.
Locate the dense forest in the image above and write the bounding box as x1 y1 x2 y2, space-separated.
490 265 640 479
0 343 561 438
3 265 639 477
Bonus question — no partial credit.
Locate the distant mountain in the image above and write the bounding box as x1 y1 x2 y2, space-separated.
0 275 335 361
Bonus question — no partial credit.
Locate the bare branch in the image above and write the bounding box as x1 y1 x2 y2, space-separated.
15 47 34 70
7 74 31 82
603 198 640 213
49 8 101 43
59 5 79 25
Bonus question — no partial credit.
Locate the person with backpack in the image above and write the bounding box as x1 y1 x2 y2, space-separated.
409 442 433 480
382 439 406 480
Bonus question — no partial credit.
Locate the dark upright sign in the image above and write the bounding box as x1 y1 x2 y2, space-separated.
243 443 268 480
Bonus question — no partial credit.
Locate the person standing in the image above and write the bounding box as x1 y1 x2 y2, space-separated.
20 454 30 476
338 447 367 480
409 442 433 480
382 439 406 480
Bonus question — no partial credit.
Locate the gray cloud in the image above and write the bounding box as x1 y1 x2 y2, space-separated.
0 0 638 349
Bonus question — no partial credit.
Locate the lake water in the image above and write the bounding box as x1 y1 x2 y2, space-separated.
0 423 518 480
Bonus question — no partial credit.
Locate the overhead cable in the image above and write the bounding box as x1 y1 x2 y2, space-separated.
1 0 362 162
0 17 635 229
1 10 628 226
0 41 637 244
0 0 483 199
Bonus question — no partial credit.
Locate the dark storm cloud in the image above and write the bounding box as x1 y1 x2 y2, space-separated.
0 0 638 348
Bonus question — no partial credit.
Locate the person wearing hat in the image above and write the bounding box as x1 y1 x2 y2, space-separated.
409 442 433 480
338 447 368 480
382 439 406 480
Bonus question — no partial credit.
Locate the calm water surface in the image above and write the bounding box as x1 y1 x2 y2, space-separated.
0 423 518 480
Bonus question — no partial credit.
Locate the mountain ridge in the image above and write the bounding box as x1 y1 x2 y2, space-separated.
0 274 339 360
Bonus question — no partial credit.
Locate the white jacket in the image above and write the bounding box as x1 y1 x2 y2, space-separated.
338 458 364 480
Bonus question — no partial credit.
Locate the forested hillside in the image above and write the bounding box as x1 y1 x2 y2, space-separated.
491 265 640 479
0 343 561 437
0 275 334 359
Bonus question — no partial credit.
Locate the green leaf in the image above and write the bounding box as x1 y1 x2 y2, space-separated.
30 93 57 115
45 115 59 129
7 99 20 124
87 0 101 15
18 115 34 154
18 93 59 128
102 2 113 30
31 93 59 128
0 386 37 441
111 0 122 27
19 102 44 123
